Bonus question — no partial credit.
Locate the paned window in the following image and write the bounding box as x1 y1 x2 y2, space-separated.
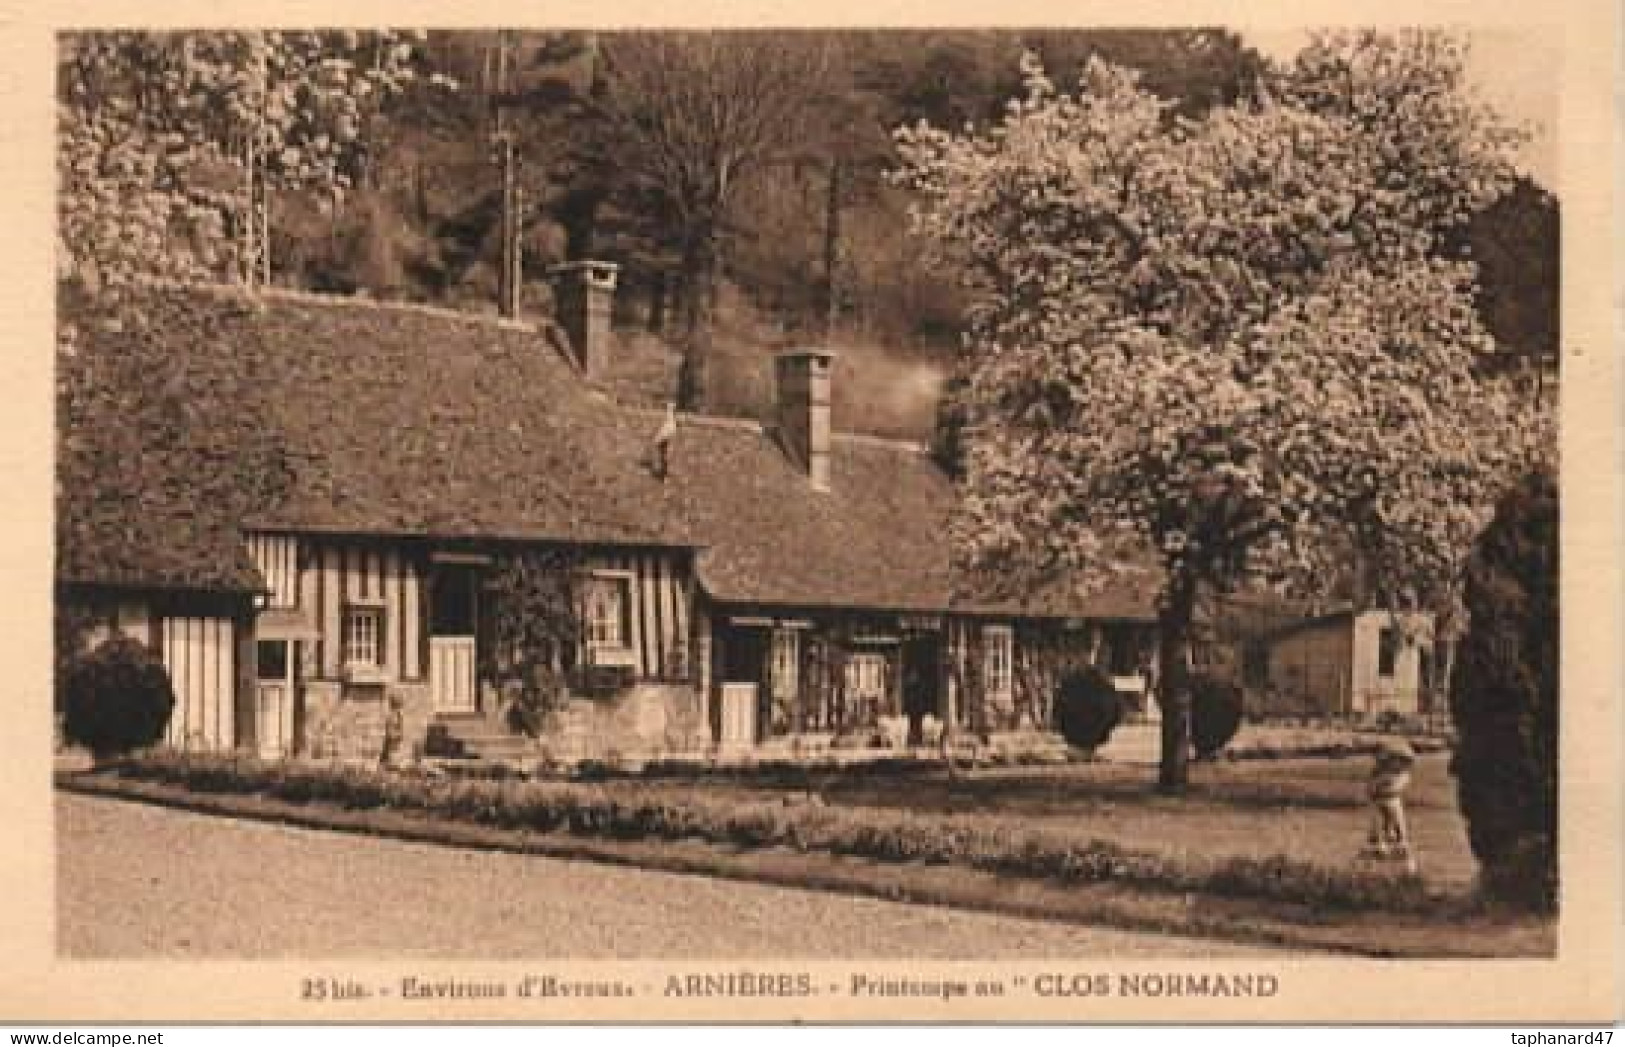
343 604 385 668
583 573 633 655
982 625 1014 700
844 652 888 701
771 628 800 700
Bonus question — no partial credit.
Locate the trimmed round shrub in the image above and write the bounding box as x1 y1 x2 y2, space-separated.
60 637 176 762
1053 667 1122 751
1450 468 1558 912
1191 673 1244 759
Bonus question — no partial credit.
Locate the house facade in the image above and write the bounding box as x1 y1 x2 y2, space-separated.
55 267 1156 764
1258 609 1438 720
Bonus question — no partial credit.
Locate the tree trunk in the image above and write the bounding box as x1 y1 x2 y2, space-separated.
1157 571 1199 794
648 271 667 334
1434 637 1457 719
677 228 717 411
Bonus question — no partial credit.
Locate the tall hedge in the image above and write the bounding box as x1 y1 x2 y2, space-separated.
1449 469 1558 911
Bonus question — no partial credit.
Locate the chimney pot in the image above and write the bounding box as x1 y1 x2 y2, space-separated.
775 348 836 492
549 260 619 377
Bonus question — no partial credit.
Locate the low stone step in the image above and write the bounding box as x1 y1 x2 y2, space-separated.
460 741 535 760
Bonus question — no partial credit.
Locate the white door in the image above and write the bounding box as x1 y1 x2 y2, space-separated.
431 636 477 713
720 683 758 746
255 638 297 758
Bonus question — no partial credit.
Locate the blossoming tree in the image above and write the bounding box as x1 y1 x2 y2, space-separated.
895 30 1549 791
57 30 441 290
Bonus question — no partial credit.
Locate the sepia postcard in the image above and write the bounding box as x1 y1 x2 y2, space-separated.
1 0 1619 1025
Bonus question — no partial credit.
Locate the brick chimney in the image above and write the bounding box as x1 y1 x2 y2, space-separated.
550 261 619 378
775 348 836 492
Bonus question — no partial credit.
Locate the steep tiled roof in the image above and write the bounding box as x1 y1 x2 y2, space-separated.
643 413 1156 618
58 283 1156 621
57 284 268 592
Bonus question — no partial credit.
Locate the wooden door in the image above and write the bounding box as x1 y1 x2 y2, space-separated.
430 637 477 713
255 638 297 758
719 683 758 747
429 563 479 713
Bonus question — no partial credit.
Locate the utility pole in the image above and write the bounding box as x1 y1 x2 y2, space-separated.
491 32 522 319
239 132 271 290
240 31 272 291
823 156 841 340
248 139 270 290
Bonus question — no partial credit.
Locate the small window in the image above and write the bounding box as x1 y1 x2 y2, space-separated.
582 572 633 656
1377 626 1399 678
343 604 385 668
770 628 800 700
982 625 1014 699
1107 633 1139 676
257 639 289 681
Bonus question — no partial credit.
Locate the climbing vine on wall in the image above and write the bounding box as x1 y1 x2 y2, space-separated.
479 548 581 735
1012 625 1101 731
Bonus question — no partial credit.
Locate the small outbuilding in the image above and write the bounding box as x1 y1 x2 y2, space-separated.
1259 608 1439 721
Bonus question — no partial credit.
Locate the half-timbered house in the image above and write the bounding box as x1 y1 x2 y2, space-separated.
56 265 1156 764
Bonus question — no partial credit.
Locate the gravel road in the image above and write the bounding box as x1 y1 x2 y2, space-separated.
57 793 1283 959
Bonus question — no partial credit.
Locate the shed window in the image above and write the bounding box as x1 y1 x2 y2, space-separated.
343 604 385 668
982 625 1014 700
1377 626 1399 678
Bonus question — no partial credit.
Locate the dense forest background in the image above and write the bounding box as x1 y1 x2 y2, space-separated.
138 30 1560 440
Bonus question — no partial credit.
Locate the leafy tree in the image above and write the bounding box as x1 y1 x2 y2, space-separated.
896 31 1546 792
1456 176 1560 379
590 32 833 408
1450 468 1559 910
58 30 436 291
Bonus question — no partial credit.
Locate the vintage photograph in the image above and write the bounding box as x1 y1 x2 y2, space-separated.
44 21 1586 1002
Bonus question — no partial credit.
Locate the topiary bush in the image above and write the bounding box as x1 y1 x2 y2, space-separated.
59 637 176 764
1191 673 1244 759
1450 468 1558 912
1053 667 1123 752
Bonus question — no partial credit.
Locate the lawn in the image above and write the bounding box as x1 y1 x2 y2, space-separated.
609 749 1480 892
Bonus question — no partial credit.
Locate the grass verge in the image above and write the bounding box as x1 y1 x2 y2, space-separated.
94 749 1444 912
54 760 1560 955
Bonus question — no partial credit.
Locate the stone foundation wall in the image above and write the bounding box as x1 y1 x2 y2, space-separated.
537 683 709 762
303 680 433 763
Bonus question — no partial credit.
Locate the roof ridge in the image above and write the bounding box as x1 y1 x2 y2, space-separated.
152 278 542 334
635 409 929 452
832 430 930 455
665 411 768 434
